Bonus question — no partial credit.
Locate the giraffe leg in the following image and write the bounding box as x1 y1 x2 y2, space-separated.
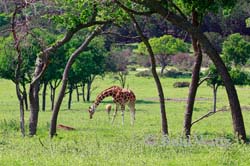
112 104 119 124
121 105 125 125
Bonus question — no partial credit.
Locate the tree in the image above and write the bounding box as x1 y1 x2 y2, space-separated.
68 36 107 105
137 35 190 75
49 0 130 138
153 35 190 74
27 0 112 136
246 18 250 28
50 25 105 137
105 47 131 88
194 33 250 132
128 0 246 141
129 13 169 135
222 33 250 67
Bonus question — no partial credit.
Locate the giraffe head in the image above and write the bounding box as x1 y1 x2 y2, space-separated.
88 104 96 119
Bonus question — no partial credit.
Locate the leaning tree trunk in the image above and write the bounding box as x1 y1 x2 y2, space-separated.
183 10 203 138
130 14 168 135
140 0 246 141
28 21 105 136
50 27 103 138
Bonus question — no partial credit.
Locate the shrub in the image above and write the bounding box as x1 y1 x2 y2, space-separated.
128 66 137 71
170 53 195 71
163 69 191 78
173 81 190 88
135 70 152 77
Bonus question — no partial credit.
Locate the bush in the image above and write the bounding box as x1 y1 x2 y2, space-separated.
170 53 195 71
163 69 191 78
128 66 137 71
173 81 190 88
135 70 152 77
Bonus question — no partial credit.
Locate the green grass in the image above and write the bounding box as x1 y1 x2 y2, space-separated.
1 73 250 165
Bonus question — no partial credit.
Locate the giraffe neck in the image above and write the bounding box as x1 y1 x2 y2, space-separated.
93 88 117 107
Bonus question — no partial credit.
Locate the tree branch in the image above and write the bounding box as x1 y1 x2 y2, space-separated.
167 0 187 20
191 109 225 126
101 31 141 40
114 0 155 16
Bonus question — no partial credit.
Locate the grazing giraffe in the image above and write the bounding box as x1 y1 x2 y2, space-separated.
88 86 136 125
105 104 112 120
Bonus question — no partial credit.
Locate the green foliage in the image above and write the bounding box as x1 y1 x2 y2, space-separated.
69 36 107 84
0 37 15 81
0 35 38 83
230 68 250 86
0 13 10 27
205 64 223 88
50 0 129 30
163 69 191 78
175 0 236 15
222 33 250 66
205 65 250 88
246 17 250 28
135 35 190 56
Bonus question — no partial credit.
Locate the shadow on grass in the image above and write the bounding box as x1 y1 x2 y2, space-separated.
79 99 157 104
136 100 157 104
193 131 236 142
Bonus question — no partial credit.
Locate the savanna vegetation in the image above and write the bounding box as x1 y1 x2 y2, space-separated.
1 0 250 165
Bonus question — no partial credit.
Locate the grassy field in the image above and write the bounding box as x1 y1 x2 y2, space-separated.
1 72 250 165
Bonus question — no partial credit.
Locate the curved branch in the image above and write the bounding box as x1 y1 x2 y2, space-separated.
191 109 225 126
114 0 155 16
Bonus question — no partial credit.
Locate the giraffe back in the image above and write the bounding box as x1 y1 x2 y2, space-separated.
114 88 136 105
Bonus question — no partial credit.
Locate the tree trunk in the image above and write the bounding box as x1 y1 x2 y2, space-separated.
19 97 25 136
50 27 102 138
76 84 80 102
213 85 219 113
22 84 28 111
29 83 40 136
82 83 86 102
86 80 91 102
68 84 73 110
50 82 56 111
183 10 202 138
42 82 48 111
139 0 246 141
15 83 25 137
130 14 168 135
29 57 44 136
160 65 166 76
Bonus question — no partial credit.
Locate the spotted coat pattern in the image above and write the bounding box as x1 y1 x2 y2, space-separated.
88 86 136 125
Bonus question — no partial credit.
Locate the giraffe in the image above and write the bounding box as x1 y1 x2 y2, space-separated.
88 86 136 125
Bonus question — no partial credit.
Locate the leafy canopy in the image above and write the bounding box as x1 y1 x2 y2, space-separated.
222 33 250 66
135 35 190 56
